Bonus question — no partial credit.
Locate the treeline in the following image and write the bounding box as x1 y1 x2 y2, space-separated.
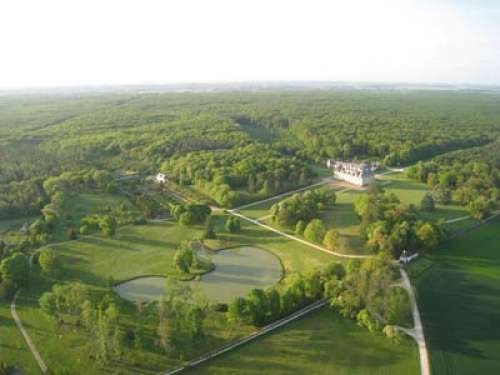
355 185 446 258
407 157 499 220
226 254 411 342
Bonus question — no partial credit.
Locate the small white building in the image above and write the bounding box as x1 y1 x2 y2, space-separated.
155 173 167 183
326 160 375 186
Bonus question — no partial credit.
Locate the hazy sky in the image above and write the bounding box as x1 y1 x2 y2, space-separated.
1 0 499 88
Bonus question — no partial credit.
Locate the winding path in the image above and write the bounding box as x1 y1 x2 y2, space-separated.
11 290 48 374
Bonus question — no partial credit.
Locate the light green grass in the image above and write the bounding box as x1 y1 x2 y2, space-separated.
52 221 201 283
413 217 500 374
186 307 419 375
380 173 470 224
319 190 369 255
4 216 336 374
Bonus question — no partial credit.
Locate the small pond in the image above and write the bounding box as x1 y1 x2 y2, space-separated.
114 246 282 304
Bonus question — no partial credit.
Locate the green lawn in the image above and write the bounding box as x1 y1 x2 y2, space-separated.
411 217 500 374
52 221 201 283
186 307 419 375
380 173 471 226
319 190 369 255
3 215 337 374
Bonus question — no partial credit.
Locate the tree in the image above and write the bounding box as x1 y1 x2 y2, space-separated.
202 216 216 239
248 288 268 326
38 248 60 276
304 219 326 243
356 309 381 333
420 193 435 212
383 325 403 344
295 220 306 235
225 217 241 234
0 253 29 286
323 229 340 251
266 288 281 321
173 243 195 274
179 211 195 226
385 288 411 325
99 215 117 236
416 223 440 251
0 279 15 302
226 297 247 324
432 185 452 205
469 196 492 221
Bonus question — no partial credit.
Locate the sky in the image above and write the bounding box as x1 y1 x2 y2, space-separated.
0 0 499 88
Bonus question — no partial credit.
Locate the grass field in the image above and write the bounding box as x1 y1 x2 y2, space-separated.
380 173 472 227
318 189 368 255
1 214 337 374
186 307 419 375
411 217 500 374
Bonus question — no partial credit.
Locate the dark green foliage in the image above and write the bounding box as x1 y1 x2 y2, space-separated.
67 226 77 240
0 361 15 375
172 203 211 225
271 188 336 228
202 216 216 239
420 193 435 212
304 219 326 243
38 248 60 276
0 279 15 302
0 253 29 287
469 196 493 220
225 216 241 233
355 188 445 257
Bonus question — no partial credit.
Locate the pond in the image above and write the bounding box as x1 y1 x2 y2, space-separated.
113 246 283 304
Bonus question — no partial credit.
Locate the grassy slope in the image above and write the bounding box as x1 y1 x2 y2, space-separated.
411 218 500 374
187 307 419 375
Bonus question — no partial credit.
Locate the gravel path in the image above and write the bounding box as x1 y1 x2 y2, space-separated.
399 268 430 375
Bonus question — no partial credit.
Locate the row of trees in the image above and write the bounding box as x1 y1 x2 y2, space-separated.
226 255 410 342
39 283 123 363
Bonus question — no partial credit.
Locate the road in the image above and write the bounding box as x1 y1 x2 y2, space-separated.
11 290 48 374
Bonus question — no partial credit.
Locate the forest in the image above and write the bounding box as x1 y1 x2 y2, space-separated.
1 90 500 220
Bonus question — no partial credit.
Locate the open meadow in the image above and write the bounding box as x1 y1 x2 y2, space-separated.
186 307 420 375
410 217 500 374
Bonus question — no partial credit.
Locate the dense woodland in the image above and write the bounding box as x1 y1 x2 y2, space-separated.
1 90 500 214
